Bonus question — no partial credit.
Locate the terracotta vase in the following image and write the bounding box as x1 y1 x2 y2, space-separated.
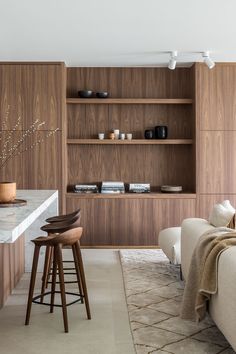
0 182 16 203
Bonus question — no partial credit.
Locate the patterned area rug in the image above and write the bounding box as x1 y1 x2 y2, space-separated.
120 249 235 354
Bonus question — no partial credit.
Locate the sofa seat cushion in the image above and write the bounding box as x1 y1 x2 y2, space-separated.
159 227 181 265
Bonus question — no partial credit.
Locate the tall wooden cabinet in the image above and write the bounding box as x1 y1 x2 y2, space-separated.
0 63 65 204
196 63 236 218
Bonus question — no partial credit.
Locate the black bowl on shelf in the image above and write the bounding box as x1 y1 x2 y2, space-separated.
78 90 94 98
96 91 109 98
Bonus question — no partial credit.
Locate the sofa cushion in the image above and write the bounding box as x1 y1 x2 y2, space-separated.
209 201 235 227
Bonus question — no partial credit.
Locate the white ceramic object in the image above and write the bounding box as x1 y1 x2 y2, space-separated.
98 133 105 140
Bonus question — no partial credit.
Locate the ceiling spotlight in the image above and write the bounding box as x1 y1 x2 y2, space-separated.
168 51 177 70
202 51 215 69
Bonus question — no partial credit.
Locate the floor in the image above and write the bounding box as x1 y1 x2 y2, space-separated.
0 250 135 354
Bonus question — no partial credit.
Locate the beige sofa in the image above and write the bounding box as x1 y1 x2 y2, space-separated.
181 218 236 351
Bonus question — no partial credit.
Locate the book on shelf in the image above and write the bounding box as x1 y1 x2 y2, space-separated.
101 181 125 194
74 184 98 194
129 183 150 193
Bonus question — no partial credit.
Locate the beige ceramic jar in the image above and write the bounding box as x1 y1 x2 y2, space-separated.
0 182 16 202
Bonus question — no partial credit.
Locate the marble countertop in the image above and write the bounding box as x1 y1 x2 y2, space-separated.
0 190 58 243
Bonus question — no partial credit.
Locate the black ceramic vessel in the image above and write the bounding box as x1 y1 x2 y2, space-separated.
96 91 109 98
78 90 93 98
144 129 154 139
155 126 168 139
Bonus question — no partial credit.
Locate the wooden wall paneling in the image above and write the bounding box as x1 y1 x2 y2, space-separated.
67 104 193 140
199 131 236 193
20 64 64 130
0 131 24 187
68 144 195 192
66 197 196 246
197 195 236 219
0 234 25 308
66 67 111 98
198 64 236 131
0 65 24 130
24 130 62 192
66 68 194 99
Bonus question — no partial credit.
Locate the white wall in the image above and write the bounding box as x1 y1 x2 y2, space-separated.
0 0 235 66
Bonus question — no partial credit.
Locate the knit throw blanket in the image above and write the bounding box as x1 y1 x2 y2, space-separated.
181 227 236 321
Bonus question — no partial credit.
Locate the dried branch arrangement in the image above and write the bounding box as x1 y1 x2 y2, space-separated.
0 106 59 170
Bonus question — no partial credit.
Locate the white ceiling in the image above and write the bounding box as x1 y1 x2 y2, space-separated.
0 0 236 67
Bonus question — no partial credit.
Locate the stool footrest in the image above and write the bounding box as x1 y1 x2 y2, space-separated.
47 280 80 285
32 291 84 307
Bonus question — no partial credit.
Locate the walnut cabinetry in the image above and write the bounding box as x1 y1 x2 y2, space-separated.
1 62 235 246
65 67 196 245
196 63 236 215
66 195 196 246
0 63 65 203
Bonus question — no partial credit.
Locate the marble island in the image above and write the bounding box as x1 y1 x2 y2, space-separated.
0 190 58 308
0 190 58 243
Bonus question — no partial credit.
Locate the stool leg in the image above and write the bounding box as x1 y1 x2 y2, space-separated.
57 245 69 333
74 242 91 320
25 245 40 325
46 246 53 288
72 245 84 304
40 245 51 302
50 247 57 313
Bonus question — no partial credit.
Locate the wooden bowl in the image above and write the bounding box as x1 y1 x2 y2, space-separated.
0 182 16 202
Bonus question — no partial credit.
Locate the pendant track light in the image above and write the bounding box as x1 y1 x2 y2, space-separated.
202 51 215 69
166 50 215 70
168 51 177 70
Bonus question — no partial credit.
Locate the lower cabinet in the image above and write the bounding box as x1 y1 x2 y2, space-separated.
66 196 196 246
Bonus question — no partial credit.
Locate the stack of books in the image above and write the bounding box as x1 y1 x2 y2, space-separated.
129 183 150 193
101 181 125 194
74 184 98 194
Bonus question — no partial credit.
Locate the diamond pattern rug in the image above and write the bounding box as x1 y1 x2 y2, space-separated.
119 249 235 354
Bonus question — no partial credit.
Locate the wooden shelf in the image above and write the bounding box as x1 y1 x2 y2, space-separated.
67 139 193 145
66 192 196 199
66 98 193 105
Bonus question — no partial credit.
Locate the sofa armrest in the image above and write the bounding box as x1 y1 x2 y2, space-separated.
181 218 215 280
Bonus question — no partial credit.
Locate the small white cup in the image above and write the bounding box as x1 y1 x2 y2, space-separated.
113 129 120 139
98 133 105 140
127 133 132 140
120 133 125 140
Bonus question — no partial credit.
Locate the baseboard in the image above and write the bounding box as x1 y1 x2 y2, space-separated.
80 245 160 249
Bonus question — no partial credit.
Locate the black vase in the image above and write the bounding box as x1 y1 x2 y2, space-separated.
155 126 168 139
144 129 154 139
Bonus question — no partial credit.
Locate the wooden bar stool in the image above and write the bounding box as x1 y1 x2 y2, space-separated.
25 227 91 333
45 208 81 224
40 213 81 301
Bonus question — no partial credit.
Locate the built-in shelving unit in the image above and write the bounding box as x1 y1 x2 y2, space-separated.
65 67 196 246
67 139 194 145
66 98 193 105
66 192 196 199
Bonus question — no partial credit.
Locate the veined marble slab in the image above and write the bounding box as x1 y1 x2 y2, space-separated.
0 190 58 243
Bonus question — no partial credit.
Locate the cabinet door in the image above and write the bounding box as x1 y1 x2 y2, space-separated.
197 64 236 131
24 131 62 190
0 64 64 130
66 197 196 246
0 65 24 130
199 131 236 193
0 131 24 187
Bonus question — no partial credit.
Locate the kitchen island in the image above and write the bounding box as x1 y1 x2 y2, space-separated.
0 190 58 308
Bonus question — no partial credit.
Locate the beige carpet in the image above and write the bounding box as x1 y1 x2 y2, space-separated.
120 249 235 354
